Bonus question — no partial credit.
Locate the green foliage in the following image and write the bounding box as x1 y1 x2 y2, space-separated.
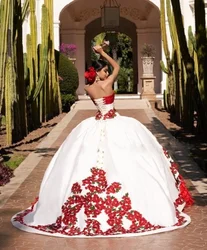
0 115 6 126
160 60 169 74
55 51 79 95
4 154 25 170
117 67 133 94
116 33 133 68
55 50 79 111
61 94 77 112
188 26 197 55
91 40 99 62
141 43 156 57
94 33 106 46
91 32 133 92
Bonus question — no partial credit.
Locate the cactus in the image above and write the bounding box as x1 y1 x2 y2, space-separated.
0 0 63 144
0 0 28 144
14 0 28 139
45 0 62 116
25 1 61 127
171 0 207 134
0 0 10 113
160 0 175 112
188 26 199 90
194 0 207 134
33 5 49 100
170 0 194 129
166 0 184 121
22 0 29 21
25 0 61 126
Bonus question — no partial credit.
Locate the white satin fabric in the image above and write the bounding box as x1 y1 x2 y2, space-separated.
11 95 191 237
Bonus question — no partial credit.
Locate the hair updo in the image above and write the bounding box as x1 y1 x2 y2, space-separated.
84 60 108 84
92 60 108 72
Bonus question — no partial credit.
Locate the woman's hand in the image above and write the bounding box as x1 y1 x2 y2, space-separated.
93 45 104 55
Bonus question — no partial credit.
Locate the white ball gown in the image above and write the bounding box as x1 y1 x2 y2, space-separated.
11 93 193 237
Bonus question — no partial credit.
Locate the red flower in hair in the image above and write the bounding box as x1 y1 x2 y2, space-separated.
84 67 96 83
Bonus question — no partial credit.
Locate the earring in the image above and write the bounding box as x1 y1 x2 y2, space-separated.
96 75 100 82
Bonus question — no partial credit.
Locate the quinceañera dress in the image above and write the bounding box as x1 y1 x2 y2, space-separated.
11 93 193 237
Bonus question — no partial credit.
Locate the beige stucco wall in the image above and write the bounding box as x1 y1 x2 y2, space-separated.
59 0 162 95
22 0 198 95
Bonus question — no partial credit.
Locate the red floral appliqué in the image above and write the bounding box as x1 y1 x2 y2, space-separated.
84 67 96 84
163 147 194 207
95 109 117 120
13 158 192 236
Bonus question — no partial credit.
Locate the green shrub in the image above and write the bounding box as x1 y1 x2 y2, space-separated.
61 94 77 112
117 67 133 94
55 50 79 111
117 67 128 93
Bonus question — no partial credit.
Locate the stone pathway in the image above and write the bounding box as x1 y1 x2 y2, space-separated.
0 98 206 250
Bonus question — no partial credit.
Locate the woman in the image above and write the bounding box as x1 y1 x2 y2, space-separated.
11 45 193 237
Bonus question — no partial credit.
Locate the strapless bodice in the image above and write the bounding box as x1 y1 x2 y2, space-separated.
93 93 116 120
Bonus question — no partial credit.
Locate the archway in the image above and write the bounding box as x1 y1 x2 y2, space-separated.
85 17 138 93
58 0 161 95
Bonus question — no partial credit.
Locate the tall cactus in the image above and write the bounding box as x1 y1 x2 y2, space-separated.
160 0 174 111
194 0 207 134
44 0 62 116
0 0 27 144
22 0 29 21
170 0 194 130
14 0 28 139
33 5 49 100
25 0 61 127
0 0 10 114
1 0 62 144
166 0 183 121
160 0 182 118
170 0 207 134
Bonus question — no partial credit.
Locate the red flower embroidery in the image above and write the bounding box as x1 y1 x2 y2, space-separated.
84 193 104 217
95 109 117 120
175 175 194 207
106 182 121 194
71 182 82 194
83 167 107 193
31 197 39 210
163 147 194 207
84 67 96 83
13 161 193 236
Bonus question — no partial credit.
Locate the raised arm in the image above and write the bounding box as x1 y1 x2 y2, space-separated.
93 45 120 84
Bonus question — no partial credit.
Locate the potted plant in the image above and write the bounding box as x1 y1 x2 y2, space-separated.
60 43 77 64
141 43 156 76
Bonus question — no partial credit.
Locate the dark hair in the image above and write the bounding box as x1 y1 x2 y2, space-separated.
92 60 108 72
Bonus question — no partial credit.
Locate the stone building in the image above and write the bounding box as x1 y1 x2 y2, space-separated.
22 0 207 96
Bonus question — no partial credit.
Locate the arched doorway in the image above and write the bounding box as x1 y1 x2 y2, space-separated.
85 17 138 93
58 0 161 95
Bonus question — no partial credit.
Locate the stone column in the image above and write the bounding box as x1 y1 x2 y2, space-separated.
60 28 85 95
74 30 86 95
136 29 141 94
140 76 156 100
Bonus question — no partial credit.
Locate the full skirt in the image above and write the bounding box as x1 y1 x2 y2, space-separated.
11 114 193 237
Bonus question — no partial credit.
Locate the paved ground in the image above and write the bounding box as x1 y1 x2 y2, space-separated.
0 98 206 250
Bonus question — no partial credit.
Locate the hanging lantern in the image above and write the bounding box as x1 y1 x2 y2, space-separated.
101 0 120 30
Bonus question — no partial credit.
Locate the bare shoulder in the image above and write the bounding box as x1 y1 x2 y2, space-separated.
85 82 112 99
99 77 114 91
84 85 89 92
